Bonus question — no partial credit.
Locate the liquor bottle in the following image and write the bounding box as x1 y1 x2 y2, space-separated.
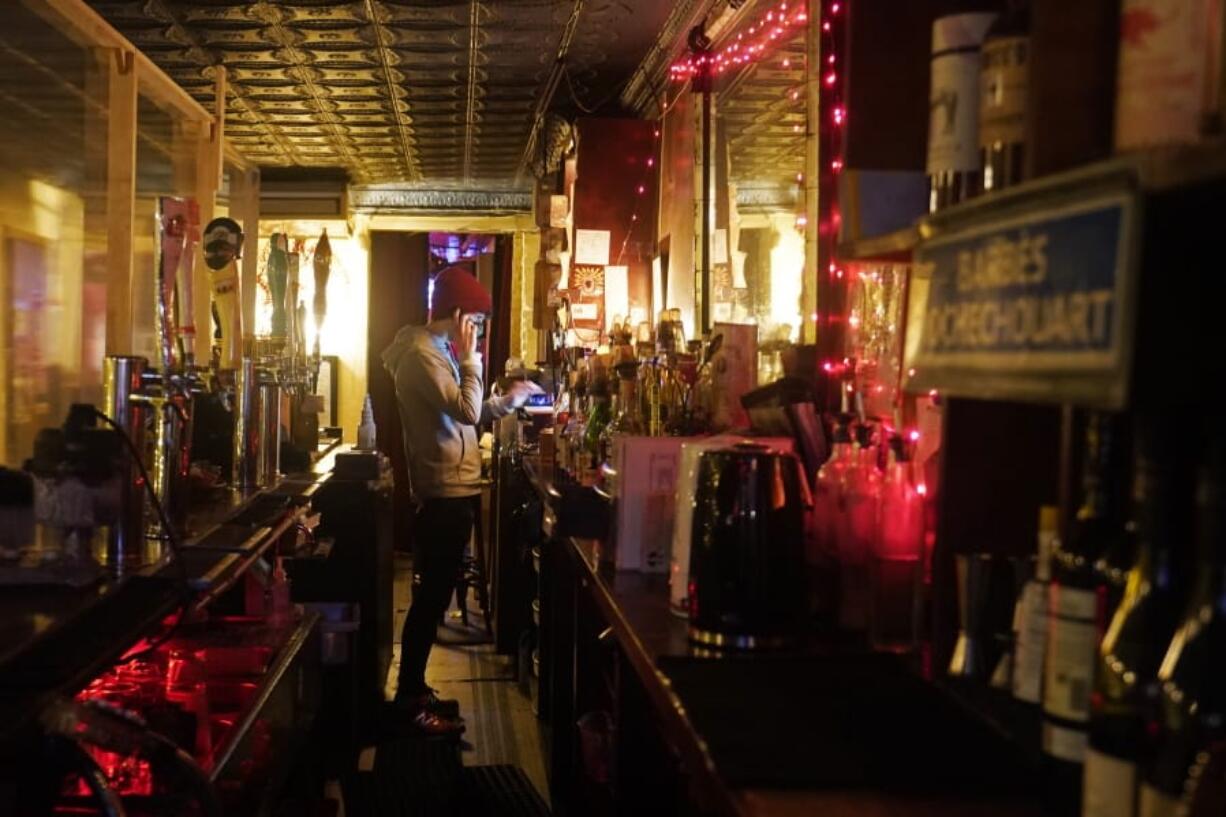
815 413 855 561
561 375 587 479
1014 505 1058 704
639 358 661 436
841 421 881 631
606 362 643 437
979 0 1030 193
357 393 377 451
1083 419 1196 817
1043 412 1129 813
927 11 999 212
870 434 925 650
1094 513 1139 637
1138 430 1226 817
583 382 611 481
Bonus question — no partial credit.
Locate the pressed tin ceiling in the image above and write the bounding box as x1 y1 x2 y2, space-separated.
86 0 680 190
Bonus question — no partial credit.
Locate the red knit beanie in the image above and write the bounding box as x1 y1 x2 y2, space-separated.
430 266 492 319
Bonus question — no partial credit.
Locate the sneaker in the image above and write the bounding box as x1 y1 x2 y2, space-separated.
396 687 462 720
388 698 466 737
420 687 462 720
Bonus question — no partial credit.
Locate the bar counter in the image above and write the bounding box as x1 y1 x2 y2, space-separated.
521 455 1042 817
0 438 346 750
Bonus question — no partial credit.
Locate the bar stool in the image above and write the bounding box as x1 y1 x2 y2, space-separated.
453 494 492 634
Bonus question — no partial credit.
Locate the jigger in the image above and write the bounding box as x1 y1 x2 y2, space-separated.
948 553 994 679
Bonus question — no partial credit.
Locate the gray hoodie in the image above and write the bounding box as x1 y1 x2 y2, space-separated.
381 325 514 500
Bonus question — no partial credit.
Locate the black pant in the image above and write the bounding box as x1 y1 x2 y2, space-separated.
397 496 476 699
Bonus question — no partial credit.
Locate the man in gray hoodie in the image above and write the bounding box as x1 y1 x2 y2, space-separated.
381 266 535 736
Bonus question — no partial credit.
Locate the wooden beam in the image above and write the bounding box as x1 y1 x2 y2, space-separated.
225 142 253 172
105 47 137 356
193 67 227 362
33 0 211 126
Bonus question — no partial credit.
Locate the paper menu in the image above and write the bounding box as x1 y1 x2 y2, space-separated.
574 229 611 266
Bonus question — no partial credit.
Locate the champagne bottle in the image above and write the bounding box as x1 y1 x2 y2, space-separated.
1043 412 1129 814
1083 419 1196 817
1138 430 1226 817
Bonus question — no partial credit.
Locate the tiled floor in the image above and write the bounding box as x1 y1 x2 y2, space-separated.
382 554 550 807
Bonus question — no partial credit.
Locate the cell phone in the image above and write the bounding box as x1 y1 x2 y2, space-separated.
467 313 487 342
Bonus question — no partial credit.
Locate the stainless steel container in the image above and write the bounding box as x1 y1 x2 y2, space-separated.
152 393 192 534
233 358 259 490
257 380 281 487
687 442 813 649
103 355 150 570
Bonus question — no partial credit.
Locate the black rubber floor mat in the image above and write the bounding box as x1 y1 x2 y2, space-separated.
656 652 1033 796
456 765 549 817
364 737 464 817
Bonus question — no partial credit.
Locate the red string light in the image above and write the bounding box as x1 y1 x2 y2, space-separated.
669 1 810 80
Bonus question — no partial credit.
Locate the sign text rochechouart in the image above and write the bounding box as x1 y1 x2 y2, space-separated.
912 186 1137 407
915 198 1132 369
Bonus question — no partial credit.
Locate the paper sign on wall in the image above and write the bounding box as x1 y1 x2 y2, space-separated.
574 229 611 266
713 228 729 265
604 265 629 330
571 302 599 321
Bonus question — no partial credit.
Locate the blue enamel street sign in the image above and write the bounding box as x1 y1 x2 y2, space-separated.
907 189 1138 407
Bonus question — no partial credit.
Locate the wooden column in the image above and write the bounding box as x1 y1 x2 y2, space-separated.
193 67 226 362
105 48 137 356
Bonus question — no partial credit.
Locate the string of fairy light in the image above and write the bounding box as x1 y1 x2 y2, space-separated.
816 0 849 384
612 125 661 268
664 0 847 366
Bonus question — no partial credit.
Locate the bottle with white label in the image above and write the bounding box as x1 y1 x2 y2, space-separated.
979 0 1030 192
1043 411 1129 815
1083 417 1196 817
927 11 998 212
1014 504 1058 704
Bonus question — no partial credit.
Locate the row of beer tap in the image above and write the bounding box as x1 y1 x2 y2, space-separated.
99 197 334 564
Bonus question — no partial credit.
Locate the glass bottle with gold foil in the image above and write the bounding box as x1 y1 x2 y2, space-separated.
979 0 1030 192
1139 430 1226 817
1083 419 1195 817
1043 411 1130 814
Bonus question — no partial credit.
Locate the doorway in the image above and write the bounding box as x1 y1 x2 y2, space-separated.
366 231 513 546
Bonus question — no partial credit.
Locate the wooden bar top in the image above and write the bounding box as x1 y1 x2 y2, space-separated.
523 456 1039 817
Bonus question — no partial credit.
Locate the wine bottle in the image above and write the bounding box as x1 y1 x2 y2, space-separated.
979 0 1030 193
1138 429 1226 817
1043 412 1129 813
1014 505 1058 704
1083 419 1196 817
927 12 998 212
